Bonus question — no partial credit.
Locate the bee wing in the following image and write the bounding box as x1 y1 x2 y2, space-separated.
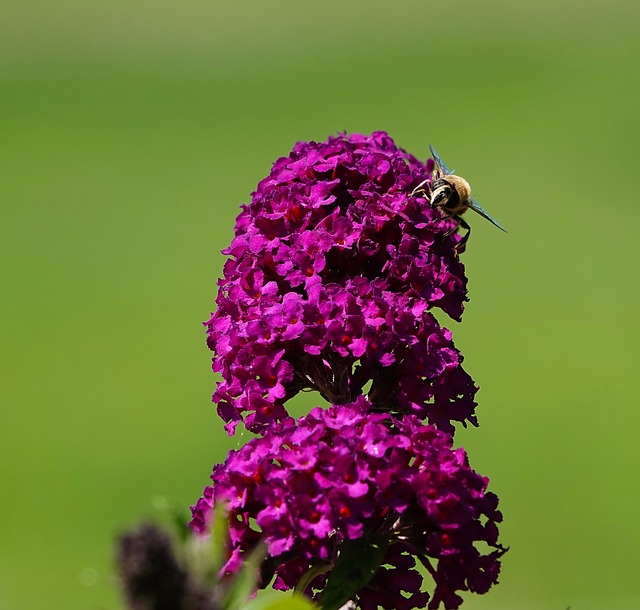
429 144 453 176
469 199 507 232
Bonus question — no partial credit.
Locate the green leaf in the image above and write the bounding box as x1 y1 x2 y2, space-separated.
185 502 230 589
295 563 332 596
243 591 319 610
318 537 389 610
209 502 231 575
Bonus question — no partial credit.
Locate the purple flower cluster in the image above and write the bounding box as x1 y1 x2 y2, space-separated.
191 399 505 610
207 132 477 435
193 132 506 609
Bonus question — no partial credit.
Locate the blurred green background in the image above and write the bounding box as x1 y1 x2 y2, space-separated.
1 0 639 608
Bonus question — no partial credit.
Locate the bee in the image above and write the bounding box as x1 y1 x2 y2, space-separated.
412 145 506 249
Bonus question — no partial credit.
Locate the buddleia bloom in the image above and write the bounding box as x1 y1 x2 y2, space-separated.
190 398 505 610
206 132 478 435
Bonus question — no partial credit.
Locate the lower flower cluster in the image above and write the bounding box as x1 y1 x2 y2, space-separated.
191 399 505 610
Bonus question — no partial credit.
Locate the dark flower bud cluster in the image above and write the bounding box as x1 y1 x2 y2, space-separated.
193 132 506 609
191 399 505 610
117 523 218 610
206 131 476 435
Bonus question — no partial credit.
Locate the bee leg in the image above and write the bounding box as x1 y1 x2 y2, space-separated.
410 179 430 197
454 215 471 252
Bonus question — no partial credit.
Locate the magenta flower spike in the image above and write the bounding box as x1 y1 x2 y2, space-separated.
206 132 478 435
190 133 507 609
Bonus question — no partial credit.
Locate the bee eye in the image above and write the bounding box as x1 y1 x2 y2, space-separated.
432 190 447 207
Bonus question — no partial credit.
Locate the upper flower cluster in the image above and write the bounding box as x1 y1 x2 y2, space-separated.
191 399 505 610
206 132 476 435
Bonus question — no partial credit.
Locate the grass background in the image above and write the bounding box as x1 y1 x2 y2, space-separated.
1 1 639 608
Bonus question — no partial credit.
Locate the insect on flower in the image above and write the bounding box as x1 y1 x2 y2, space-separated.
412 145 507 250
